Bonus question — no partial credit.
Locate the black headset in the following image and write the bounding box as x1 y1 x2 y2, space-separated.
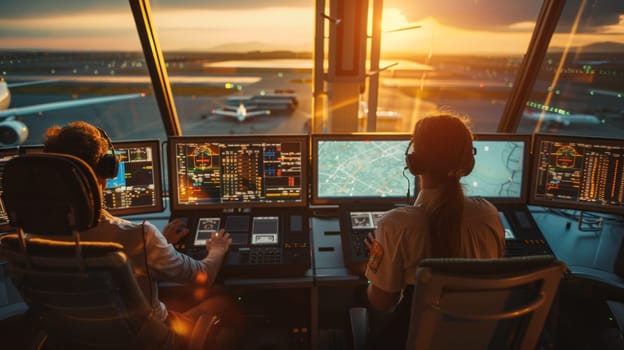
404 140 422 176
404 139 476 177
95 127 119 179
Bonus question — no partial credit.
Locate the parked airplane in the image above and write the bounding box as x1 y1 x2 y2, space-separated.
210 102 271 122
522 107 604 130
0 77 145 147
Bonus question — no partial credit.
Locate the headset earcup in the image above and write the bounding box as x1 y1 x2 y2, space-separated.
462 156 475 176
405 152 421 176
96 154 118 179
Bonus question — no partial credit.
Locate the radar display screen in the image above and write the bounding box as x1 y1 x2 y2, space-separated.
312 134 414 205
169 135 307 209
103 140 164 216
462 134 531 203
530 134 624 214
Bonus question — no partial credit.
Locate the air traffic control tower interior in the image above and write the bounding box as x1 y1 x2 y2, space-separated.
1 0 624 349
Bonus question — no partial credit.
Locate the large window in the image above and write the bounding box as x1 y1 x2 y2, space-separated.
2 1 623 142
518 0 624 138
0 1 163 145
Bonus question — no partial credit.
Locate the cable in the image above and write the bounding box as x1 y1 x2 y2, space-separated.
402 167 411 205
141 220 154 305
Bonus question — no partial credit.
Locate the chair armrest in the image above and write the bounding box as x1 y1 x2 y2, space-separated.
349 307 369 350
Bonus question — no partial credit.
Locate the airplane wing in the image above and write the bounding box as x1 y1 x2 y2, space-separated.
7 79 59 88
244 110 271 117
212 109 239 117
0 93 146 119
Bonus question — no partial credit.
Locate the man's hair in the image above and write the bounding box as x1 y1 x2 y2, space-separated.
43 121 109 176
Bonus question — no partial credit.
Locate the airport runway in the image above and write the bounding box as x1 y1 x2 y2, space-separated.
6 54 624 146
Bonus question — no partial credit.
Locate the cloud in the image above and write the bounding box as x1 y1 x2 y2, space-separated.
0 0 310 18
386 0 623 33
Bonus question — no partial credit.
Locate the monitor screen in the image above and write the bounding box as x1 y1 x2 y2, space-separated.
530 134 624 214
462 134 531 204
0 141 163 223
103 140 164 216
311 133 414 205
169 135 308 210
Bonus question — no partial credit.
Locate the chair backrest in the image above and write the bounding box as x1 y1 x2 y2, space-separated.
0 153 172 349
405 255 566 350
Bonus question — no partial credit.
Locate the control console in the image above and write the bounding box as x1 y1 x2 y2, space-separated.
172 208 310 277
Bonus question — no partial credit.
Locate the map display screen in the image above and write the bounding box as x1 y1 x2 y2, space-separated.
312 134 414 204
461 134 531 203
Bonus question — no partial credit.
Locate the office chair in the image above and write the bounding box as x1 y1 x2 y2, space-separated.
0 153 218 350
349 255 566 350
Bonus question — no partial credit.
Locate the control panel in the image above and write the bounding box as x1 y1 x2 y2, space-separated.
339 204 399 275
499 205 553 257
172 208 310 277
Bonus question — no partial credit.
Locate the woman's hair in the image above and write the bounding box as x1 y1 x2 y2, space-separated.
410 115 474 257
43 121 109 174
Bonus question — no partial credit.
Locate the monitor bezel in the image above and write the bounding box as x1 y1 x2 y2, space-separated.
105 139 164 216
469 133 532 205
168 134 309 210
311 133 415 206
528 133 624 214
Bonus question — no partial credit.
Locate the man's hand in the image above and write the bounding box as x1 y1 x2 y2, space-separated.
206 229 232 256
163 218 190 244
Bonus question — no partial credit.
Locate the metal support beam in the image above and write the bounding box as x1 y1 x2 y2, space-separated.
128 0 181 137
313 0 327 134
326 0 369 132
497 0 565 132
366 0 383 132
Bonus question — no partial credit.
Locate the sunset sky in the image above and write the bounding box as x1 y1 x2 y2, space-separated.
0 0 622 55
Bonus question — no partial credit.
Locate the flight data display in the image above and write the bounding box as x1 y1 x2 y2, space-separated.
314 136 412 204
171 137 306 208
103 141 163 215
531 135 624 214
461 138 528 202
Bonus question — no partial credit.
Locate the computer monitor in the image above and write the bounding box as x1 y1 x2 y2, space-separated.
0 140 163 223
103 140 164 216
311 133 414 205
168 135 308 210
462 134 531 204
529 134 624 214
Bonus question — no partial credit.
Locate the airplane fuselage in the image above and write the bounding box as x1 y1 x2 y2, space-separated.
0 80 10 111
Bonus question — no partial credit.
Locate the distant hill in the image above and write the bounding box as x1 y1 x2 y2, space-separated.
550 41 624 53
581 41 624 53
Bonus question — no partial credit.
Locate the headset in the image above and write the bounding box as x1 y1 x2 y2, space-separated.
95 127 119 179
404 138 476 177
